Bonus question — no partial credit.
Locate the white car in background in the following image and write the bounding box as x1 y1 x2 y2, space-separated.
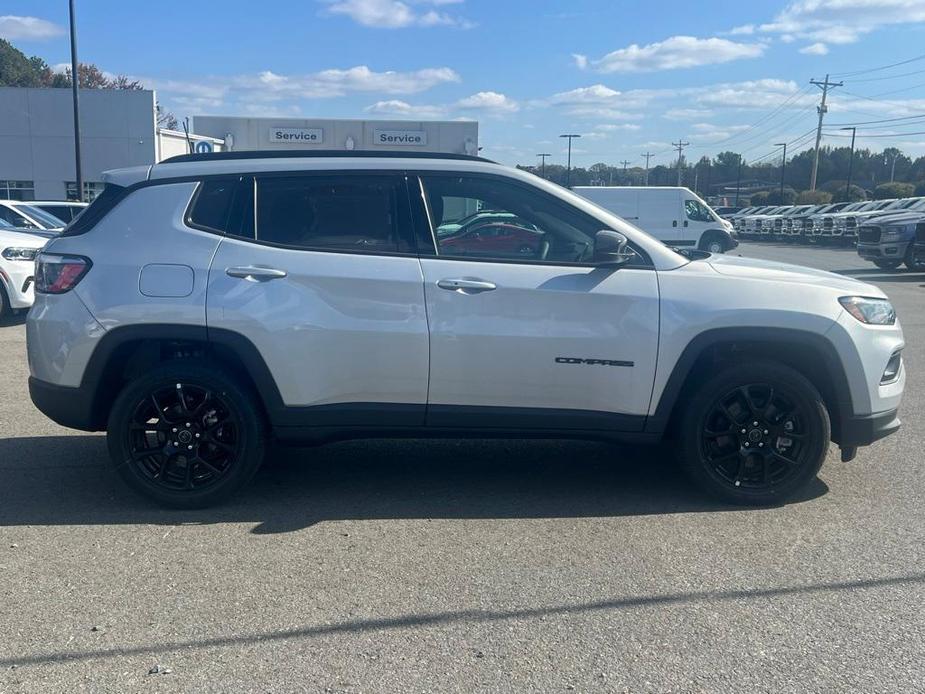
0 201 66 231
30 201 89 225
0 219 54 319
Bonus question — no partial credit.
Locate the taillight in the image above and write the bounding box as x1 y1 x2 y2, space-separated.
35 253 92 294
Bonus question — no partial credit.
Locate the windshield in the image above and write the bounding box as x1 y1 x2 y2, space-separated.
16 204 65 228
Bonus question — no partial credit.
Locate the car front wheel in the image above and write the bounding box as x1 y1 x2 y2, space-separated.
679 360 830 506
107 360 266 508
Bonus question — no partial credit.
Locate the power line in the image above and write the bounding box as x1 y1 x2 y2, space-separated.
827 114 925 127
847 67 925 83
823 129 925 138
833 52 925 78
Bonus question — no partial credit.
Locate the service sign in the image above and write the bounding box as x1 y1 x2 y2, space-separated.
269 127 323 144
374 130 427 146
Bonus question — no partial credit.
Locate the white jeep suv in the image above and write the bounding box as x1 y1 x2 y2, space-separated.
27 151 905 508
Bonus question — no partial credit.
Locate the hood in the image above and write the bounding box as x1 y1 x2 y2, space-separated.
861 211 925 226
706 253 885 297
0 228 53 248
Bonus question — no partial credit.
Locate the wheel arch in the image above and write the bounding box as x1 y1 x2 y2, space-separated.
698 228 735 252
647 327 854 444
78 325 283 430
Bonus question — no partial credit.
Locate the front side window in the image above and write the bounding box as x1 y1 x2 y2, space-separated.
0 205 38 229
684 199 715 222
421 174 606 264
250 175 407 253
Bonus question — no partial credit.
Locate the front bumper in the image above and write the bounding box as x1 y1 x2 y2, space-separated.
838 408 901 447
857 241 909 260
0 262 36 309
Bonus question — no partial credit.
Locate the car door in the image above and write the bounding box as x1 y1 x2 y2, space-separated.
206 172 430 427
414 173 660 432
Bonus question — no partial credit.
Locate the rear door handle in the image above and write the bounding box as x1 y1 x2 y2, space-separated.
226 265 288 282
437 278 497 294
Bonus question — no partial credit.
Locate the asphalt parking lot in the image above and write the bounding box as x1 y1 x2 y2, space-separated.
1 241 923 693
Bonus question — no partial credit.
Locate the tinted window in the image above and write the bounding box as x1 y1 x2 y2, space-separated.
422 175 615 264
253 175 405 252
0 206 38 228
61 183 126 237
189 179 237 232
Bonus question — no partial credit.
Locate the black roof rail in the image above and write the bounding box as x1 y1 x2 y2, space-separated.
161 149 495 164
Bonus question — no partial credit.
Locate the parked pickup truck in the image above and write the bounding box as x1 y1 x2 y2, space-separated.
857 212 925 271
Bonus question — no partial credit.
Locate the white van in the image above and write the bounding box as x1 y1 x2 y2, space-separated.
573 186 737 253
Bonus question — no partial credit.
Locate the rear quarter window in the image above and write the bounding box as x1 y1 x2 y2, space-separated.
187 179 238 233
60 183 126 237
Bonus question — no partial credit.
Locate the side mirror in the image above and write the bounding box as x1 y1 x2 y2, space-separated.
593 230 633 267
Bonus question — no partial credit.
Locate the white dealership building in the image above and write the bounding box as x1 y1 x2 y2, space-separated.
193 116 478 156
0 86 479 202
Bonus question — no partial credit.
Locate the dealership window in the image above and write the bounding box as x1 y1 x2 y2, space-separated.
248 175 411 252
0 180 35 201
66 181 106 202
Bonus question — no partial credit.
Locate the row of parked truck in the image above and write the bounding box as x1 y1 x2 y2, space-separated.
724 197 925 271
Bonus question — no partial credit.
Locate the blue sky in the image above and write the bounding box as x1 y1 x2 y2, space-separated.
3 0 925 167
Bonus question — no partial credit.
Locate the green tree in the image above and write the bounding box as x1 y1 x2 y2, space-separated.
873 182 915 199
796 190 832 205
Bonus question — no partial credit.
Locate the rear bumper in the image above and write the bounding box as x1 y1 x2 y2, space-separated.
837 408 901 447
29 376 98 431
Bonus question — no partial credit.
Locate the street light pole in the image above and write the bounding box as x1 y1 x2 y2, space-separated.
68 0 83 202
774 142 787 203
536 153 551 179
841 127 857 202
560 134 581 188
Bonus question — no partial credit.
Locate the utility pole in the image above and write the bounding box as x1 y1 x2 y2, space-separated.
886 151 898 182
559 134 581 188
774 142 788 203
841 126 857 202
536 153 551 179
734 155 744 207
673 140 689 187
68 0 83 202
620 159 631 185
641 151 653 185
809 74 843 191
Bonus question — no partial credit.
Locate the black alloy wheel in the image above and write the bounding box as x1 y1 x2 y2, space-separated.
107 361 265 508
127 383 241 492
700 383 815 492
679 360 829 505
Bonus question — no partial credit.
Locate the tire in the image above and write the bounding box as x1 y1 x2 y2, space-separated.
678 360 830 506
106 360 267 508
0 283 9 321
905 244 925 271
874 260 901 270
700 233 726 254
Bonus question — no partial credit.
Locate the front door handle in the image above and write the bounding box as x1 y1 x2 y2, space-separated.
437 278 497 294
226 265 288 282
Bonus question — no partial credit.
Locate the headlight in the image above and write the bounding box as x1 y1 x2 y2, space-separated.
2 247 39 261
839 296 896 325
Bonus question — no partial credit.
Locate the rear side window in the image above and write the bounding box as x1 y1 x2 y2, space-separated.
61 183 126 236
187 179 237 233
246 175 409 253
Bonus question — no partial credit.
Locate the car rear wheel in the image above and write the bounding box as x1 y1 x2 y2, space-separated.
874 260 902 270
107 360 266 508
679 360 829 506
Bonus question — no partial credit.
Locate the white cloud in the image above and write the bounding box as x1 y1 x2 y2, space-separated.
799 42 829 55
233 65 461 99
321 0 473 28
695 78 814 109
0 15 64 41
364 99 448 118
577 36 765 73
456 91 519 112
663 107 714 120
759 0 925 44
547 84 622 105
594 123 642 132
727 24 756 35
